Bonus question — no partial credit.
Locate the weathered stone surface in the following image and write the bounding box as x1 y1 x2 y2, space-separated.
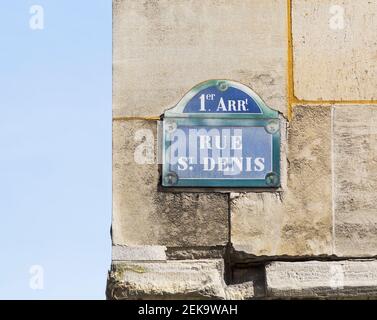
112 245 167 261
113 120 229 247
266 260 377 298
292 0 377 100
113 0 287 117
283 106 333 255
107 260 227 299
166 247 226 260
231 106 333 256
107 259 256 300
333 106 377 256
231 193 285 255
225 282 254 300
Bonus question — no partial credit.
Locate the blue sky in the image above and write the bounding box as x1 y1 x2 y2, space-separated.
0 1 112 299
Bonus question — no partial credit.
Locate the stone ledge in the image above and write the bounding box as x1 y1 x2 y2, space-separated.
266 260 377 299
107 259 254 300
112 245 167 261
107 260 226 300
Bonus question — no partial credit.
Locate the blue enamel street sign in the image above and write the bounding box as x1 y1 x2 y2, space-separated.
162 80 280 188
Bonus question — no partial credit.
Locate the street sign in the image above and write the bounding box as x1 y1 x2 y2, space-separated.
162 80 280 188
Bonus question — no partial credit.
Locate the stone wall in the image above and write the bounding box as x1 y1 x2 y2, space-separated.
108 0 377 299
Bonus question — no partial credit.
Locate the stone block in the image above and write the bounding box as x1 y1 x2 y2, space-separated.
113 0 287 117
107 259 227 299
283 106 333 255
292 0 377 100
107 259 257 300
266 260 377 298
333 106 377 256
